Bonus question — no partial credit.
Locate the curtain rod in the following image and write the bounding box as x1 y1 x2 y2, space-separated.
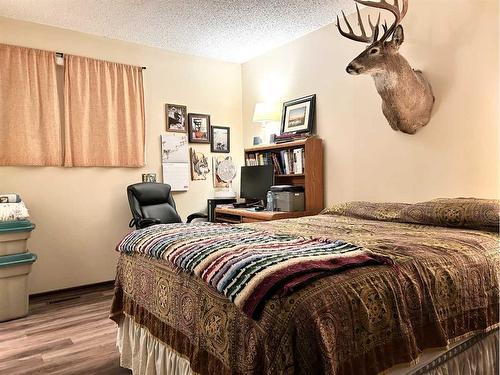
55 52 146 70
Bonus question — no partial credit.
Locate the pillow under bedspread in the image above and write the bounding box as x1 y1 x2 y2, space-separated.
323 198 499 232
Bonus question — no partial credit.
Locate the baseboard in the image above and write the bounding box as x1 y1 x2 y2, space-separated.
30 280 115 299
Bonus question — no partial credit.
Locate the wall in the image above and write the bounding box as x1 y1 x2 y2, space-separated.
242 0 499 204
0 17 243 294
1 0 498 293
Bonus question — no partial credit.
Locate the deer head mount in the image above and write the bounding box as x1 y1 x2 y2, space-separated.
337 0 435 134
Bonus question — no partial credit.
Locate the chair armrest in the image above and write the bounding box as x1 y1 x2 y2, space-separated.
137 218 162 229
187 212 208 223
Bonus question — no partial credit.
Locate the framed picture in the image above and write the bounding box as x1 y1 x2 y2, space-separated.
165 104 187 133
190 148 211 181
281 94 316 134
211 126 230 153
188 113 211 143
142 173 157 183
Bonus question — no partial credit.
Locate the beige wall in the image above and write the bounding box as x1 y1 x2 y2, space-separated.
0 17 243 294
242 0 499 204
1 0 499 293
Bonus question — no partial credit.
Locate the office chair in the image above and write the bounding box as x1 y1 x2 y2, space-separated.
127 183 207 229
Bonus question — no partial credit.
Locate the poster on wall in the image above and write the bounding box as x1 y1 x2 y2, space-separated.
161 134 189 191
212 156 231 188
190 148 210 181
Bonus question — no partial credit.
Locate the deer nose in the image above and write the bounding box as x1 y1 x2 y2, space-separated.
346 64 359 75
346 63 363 75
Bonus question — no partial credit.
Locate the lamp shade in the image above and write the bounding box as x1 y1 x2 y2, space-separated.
252 102 281 123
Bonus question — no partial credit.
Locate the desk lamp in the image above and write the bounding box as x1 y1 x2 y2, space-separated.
252 102 281 145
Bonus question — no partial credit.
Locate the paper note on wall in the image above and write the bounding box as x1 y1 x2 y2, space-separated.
161 134 190 191
162 163 189 191
161 134 189 163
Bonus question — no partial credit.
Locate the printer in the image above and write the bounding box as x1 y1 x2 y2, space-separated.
270 185 305 212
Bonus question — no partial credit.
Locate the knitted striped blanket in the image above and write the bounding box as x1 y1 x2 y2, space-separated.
117 223 391 318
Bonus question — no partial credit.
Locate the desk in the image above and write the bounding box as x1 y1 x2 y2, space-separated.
207 198 236 222
214 206 313 224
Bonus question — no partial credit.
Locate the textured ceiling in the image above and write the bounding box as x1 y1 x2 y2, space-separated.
0 0 355 63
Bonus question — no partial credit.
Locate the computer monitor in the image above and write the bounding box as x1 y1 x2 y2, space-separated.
240 165 274 204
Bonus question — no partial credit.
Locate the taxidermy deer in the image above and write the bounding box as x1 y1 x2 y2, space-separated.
337 0 434 134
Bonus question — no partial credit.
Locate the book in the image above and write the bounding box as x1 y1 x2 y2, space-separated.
288 149 295 174
275 133 310 144
293 148 304 174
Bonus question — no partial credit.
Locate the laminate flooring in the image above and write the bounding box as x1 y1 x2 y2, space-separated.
0 283 130 375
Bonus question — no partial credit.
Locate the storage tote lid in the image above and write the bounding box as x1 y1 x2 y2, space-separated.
0 220 35 234
0 252 37 268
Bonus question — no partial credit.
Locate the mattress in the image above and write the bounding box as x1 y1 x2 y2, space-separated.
110 199 499 374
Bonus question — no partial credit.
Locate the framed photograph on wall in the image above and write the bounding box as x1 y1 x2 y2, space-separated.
281 94 316 134
142 173 157 183
188 113 211 143
211 126 230 153
165 104 188 133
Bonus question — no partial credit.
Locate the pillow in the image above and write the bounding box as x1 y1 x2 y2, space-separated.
400 198 499 232
322 201 410 222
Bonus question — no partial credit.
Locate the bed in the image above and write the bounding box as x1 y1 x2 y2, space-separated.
110 199 499 374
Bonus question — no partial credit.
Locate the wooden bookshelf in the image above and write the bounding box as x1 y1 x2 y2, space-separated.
243 137 324 214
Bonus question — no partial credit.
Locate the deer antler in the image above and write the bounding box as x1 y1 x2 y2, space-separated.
336 3 381 44
354 0 408 42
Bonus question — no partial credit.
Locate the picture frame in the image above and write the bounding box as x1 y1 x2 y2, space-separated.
165 104 188 133
210 126 230 153
142 173 157 183
188 113 211 143
281 94 316 135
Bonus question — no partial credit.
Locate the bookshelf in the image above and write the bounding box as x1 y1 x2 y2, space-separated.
243 137 324 213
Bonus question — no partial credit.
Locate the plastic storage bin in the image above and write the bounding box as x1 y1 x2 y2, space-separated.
0 220 35 256
0 252 37 322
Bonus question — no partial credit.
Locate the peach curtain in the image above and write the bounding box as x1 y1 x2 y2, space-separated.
64 55 145 167
0 44 62 166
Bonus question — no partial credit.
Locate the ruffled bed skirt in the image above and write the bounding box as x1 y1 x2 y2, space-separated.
411 328 499 375
117 314 194 375
117 314 498 375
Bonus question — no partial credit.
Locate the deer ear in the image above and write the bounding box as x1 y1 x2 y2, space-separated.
392 25 405 49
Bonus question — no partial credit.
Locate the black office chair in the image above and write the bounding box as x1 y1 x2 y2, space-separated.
127 183 207 229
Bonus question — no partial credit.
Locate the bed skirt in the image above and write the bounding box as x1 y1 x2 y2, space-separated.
117 314 194 375
117 315 498 375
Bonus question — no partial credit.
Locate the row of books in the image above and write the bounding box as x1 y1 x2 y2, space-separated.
246 152 270 167
245 148 305 175
274 132 310 144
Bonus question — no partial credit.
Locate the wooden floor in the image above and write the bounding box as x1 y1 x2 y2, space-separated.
0 283 131 375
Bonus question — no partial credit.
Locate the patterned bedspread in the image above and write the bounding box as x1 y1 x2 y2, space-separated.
116 223 391 318
110 199 499 375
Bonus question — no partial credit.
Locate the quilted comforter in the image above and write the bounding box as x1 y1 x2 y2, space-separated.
110 199 499 374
